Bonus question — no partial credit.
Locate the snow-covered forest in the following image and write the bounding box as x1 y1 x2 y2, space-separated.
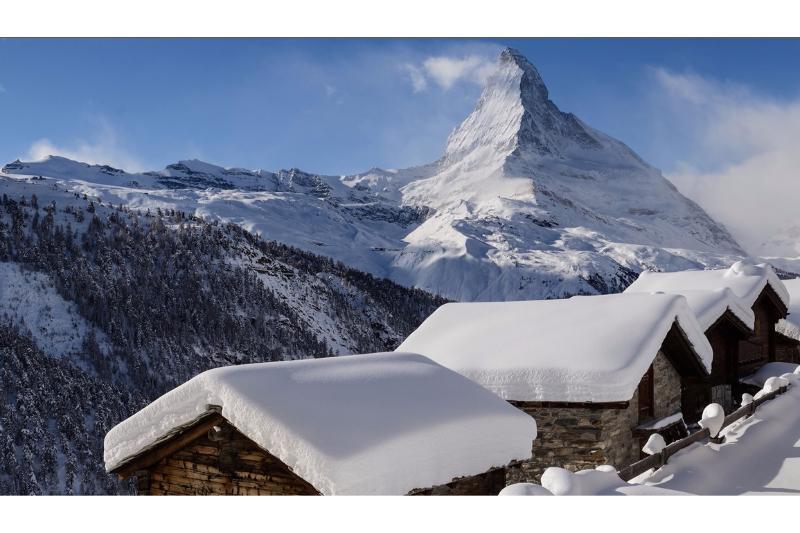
0 187 446 494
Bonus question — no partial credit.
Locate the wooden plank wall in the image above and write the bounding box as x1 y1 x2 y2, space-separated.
142 421 319 495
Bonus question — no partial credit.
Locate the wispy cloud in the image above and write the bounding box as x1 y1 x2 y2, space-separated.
402 53 496 92
25 116 146 172
423 55 495 90
653 68 800 256
402 63 427 93
0 83 6 93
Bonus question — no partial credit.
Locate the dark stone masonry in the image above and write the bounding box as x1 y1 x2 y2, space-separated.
506 351 683 484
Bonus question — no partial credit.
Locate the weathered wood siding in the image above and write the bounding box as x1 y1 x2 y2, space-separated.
739 288 786 375
775 332 800 364
129 416 507 496
139 420 319 495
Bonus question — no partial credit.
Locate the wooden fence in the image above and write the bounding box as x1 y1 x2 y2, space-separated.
617 384 791 482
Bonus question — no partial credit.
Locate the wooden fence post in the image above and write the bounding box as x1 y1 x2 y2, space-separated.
617 382 791 482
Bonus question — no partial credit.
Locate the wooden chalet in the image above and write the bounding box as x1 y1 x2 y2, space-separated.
104 352 537 496
625 261 790 411
397 293 714 483
625 288 756 420
111 407 320 495
739 280 788 374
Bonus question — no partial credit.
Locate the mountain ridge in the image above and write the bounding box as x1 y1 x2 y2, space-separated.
2 47 752 301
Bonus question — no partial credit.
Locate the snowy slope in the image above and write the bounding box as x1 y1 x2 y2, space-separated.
0 262 111 369
2 48 747 301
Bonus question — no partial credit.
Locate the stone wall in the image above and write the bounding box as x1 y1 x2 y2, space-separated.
652 350 682 417
506 351 683 484
410 467 507 495
505 403 610 484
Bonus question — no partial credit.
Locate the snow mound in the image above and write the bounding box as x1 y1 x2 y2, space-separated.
540 466 627 495
626 262 789 310
498 483 553 496
104 352 536 495
397 292 712 402
501 469 687 496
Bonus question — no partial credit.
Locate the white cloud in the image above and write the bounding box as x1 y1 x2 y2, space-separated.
422 55 494 90
0 83 6 93
653 68 800 257
25 117 146 172
403 53 496 92
402 63 427 93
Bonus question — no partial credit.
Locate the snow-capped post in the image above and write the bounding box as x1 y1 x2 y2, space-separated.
642 433 666 455
737 392 758 420
741 393 754 407
699 403 725 444
641 433 668 467
756 376 790 400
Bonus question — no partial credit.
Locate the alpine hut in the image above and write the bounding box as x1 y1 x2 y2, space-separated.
624 261 790 395
397 293 713 483
104 352 537 496
623 286 755 419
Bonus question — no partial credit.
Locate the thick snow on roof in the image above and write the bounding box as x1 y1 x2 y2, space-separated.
625 261 790 310
104 352 536 495
776 278 800 340
635 288 754 332
397 293 712 403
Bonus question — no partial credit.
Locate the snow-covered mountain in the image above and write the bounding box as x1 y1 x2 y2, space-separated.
3 48 751 301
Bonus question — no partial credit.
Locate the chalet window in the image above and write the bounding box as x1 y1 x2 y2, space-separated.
637 364 655 423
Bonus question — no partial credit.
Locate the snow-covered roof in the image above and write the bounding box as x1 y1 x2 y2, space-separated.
740 362 799 387
397 293 713 403
626 287 754 332
104 352 536 495
776 278 800 341
625 261 790 311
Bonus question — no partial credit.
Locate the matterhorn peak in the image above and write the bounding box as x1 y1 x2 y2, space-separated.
442 47 607 167
497 47 549 102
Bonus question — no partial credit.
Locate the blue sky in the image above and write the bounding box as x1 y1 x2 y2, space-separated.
1 38 800 176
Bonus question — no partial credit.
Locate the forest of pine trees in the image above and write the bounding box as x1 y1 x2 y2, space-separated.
0 190 447 494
